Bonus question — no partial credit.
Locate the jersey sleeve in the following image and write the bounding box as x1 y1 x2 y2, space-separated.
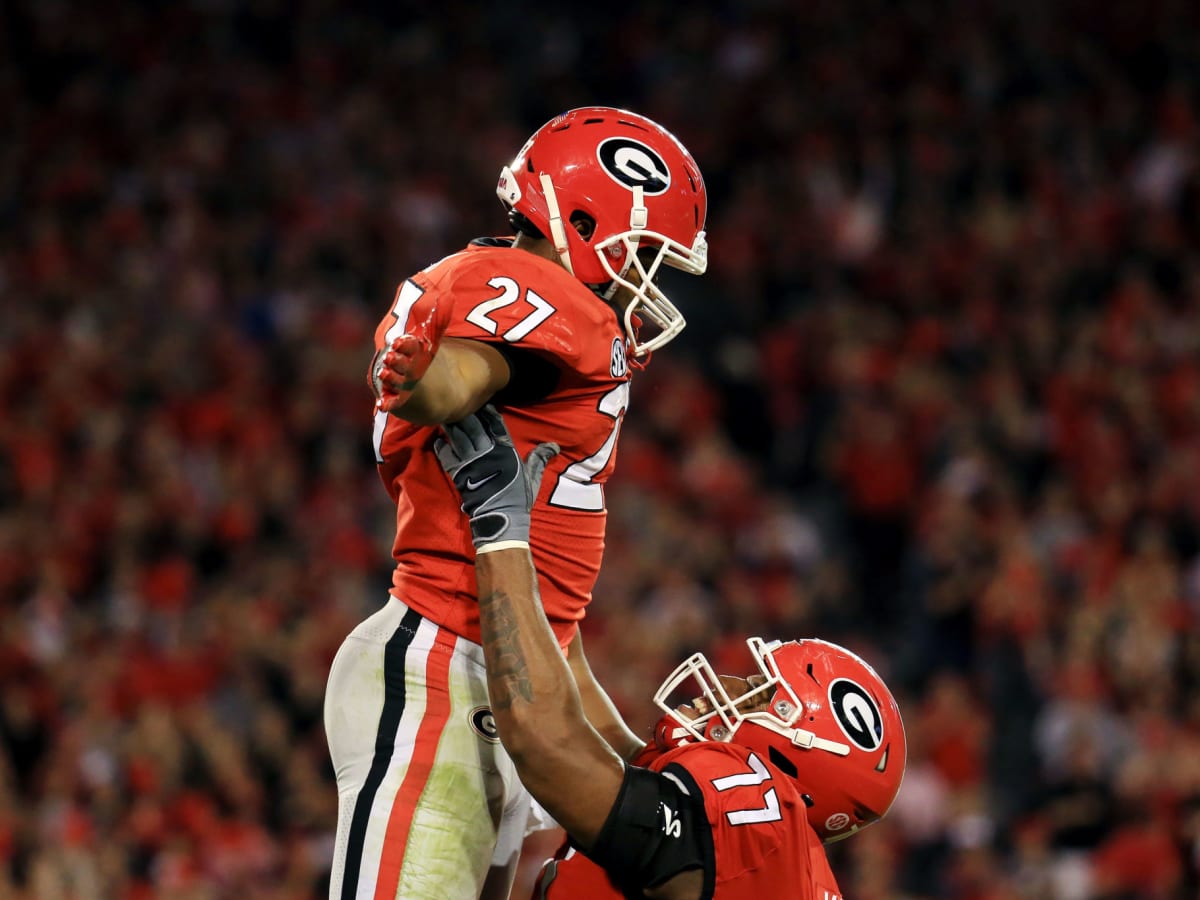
369 277 450 391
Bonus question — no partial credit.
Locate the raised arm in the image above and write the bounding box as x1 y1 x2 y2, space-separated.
437 409 708 899
434 409 624 846
475 549 626 844
567 630 647 763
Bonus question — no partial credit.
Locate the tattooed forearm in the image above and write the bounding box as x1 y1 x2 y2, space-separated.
479 590 534 710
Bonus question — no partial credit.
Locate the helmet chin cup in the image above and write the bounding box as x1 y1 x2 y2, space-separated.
599 228 706 356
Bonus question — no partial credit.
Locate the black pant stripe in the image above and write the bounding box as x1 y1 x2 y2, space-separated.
340 606 425 899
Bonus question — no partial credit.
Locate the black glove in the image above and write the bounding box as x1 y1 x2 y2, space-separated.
435 405 559 552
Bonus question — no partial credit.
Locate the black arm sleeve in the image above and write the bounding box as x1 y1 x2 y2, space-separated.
585 763 715 900
490 344 562 406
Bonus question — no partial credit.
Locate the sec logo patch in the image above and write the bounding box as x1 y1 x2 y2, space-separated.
825 812 850 832
610 338 628 378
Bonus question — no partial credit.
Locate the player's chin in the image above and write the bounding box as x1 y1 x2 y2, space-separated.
675 699 707 720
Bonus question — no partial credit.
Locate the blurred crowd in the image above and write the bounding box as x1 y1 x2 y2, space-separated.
3 0 1200 896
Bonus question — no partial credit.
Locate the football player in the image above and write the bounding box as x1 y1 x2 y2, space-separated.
435 407 907 899
324 108 709 899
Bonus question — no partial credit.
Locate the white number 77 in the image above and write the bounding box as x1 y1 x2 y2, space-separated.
711 753 783 826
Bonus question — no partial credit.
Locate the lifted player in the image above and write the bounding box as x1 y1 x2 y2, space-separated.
325 108 708 899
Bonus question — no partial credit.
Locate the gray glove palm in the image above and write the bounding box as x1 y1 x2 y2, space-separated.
435 405 560 551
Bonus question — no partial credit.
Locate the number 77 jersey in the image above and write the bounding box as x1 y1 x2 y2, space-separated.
533 743 845 899
371 240 634 648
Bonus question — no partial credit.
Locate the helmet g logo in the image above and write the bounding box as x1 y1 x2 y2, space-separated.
828 679 883 751
597 137 671 195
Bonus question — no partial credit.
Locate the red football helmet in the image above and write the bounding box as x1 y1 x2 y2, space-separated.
496 107 708 356
653 637 907 843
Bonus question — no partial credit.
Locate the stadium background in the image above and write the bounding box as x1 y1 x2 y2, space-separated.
2 0 1199 896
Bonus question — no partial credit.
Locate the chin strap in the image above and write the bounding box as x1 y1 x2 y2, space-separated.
790 728 851 757
629 185 647 229
539 173 573 275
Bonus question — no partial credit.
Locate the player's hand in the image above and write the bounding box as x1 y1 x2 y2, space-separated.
373 334 434 413
435 405 559 551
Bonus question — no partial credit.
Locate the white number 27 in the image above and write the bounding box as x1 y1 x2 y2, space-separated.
548 382 629 512
466 276 556 341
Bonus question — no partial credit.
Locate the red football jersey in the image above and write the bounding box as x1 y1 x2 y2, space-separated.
371 242 633 648
533 743 844 900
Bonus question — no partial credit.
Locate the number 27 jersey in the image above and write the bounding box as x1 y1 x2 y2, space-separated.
371 241 632 648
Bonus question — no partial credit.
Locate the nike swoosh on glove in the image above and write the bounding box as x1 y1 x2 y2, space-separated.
435 405 559 552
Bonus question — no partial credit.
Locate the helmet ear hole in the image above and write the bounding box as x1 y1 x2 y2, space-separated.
767 746 799 780
569 211 596 241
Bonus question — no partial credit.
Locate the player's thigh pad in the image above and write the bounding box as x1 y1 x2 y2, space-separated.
324 596 529 900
